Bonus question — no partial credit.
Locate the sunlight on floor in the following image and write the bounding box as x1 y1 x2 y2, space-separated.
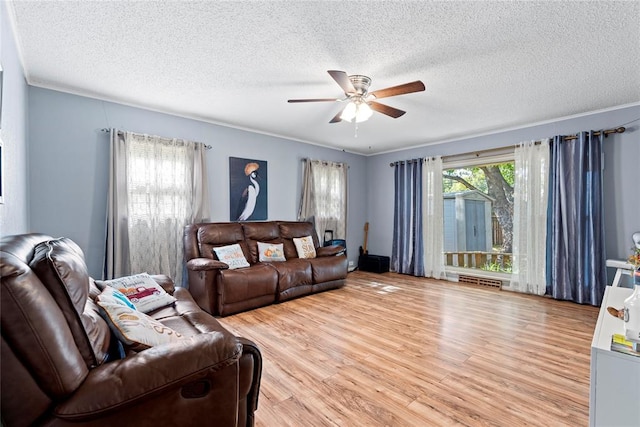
365 281 402 295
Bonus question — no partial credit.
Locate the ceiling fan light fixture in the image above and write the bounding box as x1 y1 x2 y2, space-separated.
341 100 373 123
289 70 424 124
340 101 357 122
355 102 373 122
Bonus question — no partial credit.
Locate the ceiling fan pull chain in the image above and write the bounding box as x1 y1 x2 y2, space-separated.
354 121 359 138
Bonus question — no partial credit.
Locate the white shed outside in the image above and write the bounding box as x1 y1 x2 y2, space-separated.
443 190 494 253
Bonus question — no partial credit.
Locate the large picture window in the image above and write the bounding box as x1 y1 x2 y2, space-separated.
442 160 514 274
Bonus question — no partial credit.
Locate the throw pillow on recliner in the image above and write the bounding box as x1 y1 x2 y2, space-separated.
96 288 183 351
96 273 176 314
99 286 137 310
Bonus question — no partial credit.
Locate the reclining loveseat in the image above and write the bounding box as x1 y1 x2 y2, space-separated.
1 233 261 426
184 221 348 316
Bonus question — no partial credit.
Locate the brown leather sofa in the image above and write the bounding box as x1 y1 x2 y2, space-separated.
184 221 348 316
1 233 261 427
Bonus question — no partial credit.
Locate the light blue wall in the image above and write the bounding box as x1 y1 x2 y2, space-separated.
28 87 366 277
0 2 29 235
366 105 640 283
24 82 639 283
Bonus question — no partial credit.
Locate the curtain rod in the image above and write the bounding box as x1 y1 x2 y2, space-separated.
561 126 625 141
389 126 626 167
301 158 349 168
100 128 212 149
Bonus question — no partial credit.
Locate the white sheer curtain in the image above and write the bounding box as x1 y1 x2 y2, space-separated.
510 139 549 294
298 159 348 242
422 156 446 279
104 130 210 286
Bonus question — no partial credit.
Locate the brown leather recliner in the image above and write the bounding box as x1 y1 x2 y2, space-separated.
1 233 261 427
184 221 347 317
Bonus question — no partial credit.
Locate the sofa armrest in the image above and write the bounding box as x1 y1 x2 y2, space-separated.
237 337 262 416
150 274 175 294
187 258 230 271
316 245 345 257
54 333 242 421
186 258 228 315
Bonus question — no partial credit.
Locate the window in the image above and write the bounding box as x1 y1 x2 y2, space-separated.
298 159 347 242
127 139 192 224
442 160 515 274
105 130 209 285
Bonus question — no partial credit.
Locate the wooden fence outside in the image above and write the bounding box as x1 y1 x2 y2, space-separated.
444 251 512 272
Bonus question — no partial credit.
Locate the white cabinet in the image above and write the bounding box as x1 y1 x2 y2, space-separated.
590 286 640 426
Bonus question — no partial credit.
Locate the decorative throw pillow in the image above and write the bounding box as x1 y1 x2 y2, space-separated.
293 236 316 259
258 242 286 262
96 273 176 314
213 244 251 269
99 286 137 310
96 293 183 351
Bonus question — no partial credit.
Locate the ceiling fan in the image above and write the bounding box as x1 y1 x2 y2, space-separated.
288 70 425 123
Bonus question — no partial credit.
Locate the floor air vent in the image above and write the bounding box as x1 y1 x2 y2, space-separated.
458 275 502 289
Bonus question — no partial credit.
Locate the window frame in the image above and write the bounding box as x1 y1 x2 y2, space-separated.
441 151 515 282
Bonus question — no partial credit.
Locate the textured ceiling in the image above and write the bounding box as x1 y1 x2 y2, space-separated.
6 1 640 155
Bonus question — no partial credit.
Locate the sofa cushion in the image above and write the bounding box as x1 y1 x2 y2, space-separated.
218 264 278 305
29 237 110 368
243 222 282 263
197 223 249 261
308 256 348 283
96 273 176 313
279 221 319 259
268 258 313 294
30 238 87 308
257 242 286 262
242 221 282 264
3 246 90 398
293 236 317 259
242 222 280 240
148 288 240 337
214 244 251 269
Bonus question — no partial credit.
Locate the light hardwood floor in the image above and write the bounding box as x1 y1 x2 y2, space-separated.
219 271 600 426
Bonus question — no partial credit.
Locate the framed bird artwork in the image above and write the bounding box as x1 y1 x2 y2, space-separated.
229 157 268 221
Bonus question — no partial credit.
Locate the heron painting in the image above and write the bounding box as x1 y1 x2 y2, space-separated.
229 157 268 221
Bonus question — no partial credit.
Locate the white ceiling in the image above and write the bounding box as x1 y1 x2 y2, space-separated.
6 1 640 155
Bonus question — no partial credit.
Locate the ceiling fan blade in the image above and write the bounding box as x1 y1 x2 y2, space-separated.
288 98 341 103
369 80 425 99
329 106 346 123
328 70 356 95
369 101 406 118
